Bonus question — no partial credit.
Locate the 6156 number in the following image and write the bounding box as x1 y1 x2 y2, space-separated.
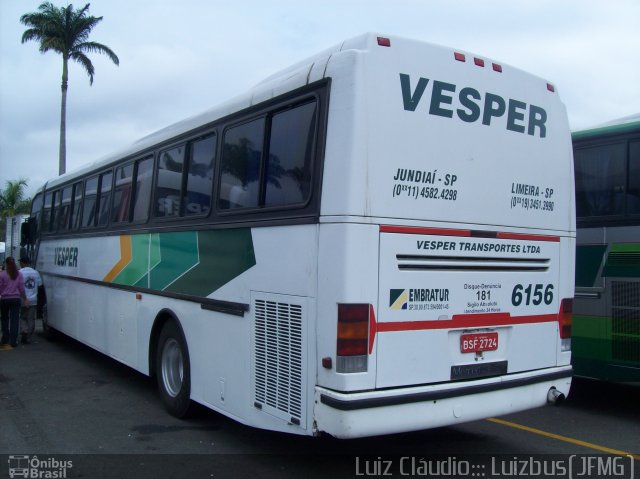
511 283 554 306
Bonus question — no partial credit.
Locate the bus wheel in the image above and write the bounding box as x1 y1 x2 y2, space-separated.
156 321 192 418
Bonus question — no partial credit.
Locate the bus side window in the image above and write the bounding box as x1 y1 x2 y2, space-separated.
57 186 73 231
219 119 264 210
112 163 134 223
184 134 216 216
133 157 153 222
574 143 626 217
628 141 640 215
265 101 316 207
82 176 99 228
51 190 61 232
96 171 113 227
42 191 53 233
155 146 185 218
70 182 83 230
30 193 43 240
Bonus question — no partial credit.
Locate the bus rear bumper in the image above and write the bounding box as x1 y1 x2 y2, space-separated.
314 366 572 439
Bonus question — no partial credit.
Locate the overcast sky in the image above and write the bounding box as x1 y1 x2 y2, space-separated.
1 0 639 198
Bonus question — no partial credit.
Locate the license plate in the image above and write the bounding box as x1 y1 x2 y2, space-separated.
460 332 498 353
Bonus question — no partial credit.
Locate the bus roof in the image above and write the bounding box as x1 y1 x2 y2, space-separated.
40 35 354 192
572 113 640 141
42 32 559 192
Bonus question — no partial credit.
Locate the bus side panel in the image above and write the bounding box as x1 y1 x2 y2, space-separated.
39 225 323 435
316 223 380 392
319 50 369 218
574 226 640 381
39 237 141 369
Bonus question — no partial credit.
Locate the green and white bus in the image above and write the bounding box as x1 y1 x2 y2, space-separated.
27 33 575 438
573 114 640 382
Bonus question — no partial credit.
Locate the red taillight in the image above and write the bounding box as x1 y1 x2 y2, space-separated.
337 304 370 356
492 62 503 72
547 82 555 92
559 298 573 339
377 37 391 47
474 57 485 67
454 52 466 62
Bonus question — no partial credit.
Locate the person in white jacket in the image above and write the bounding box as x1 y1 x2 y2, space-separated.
19 256 42 344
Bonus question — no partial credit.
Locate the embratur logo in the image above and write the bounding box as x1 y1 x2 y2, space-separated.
389 289 409 310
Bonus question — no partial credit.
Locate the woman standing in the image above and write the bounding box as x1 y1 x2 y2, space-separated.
0 257 29 350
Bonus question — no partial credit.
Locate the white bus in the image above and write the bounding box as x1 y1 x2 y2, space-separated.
27 33 574 438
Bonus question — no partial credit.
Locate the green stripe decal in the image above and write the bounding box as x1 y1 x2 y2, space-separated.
108 229 255 297
113 235 151 286
602 243 640 278
610 243 640 253
149 232 200 290
166 229 256 297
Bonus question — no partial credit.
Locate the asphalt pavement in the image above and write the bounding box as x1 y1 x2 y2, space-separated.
1 323 638 478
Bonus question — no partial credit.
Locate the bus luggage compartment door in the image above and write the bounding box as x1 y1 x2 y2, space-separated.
375 227 561 389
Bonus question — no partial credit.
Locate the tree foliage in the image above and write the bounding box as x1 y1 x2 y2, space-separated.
0 179 31 241
20 2 119 175
0 179 31 217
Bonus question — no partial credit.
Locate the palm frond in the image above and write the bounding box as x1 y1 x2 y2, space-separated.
70 51 96 84
75 41 120 66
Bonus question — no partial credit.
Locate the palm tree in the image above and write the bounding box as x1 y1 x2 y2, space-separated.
0 179 31 217
0 179 31 241
20 2 119 176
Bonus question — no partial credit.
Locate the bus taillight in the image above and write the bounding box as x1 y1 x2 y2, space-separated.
336 304 371 373
559 298 573 351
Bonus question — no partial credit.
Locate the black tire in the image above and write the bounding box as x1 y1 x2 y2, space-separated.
155 320 192 418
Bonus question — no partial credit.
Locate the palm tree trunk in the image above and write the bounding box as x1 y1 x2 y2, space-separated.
59 55 68 176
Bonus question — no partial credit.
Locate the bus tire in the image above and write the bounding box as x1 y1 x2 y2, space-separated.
156 320 192 418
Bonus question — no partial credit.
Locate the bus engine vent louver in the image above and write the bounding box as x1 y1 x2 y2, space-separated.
396 255 550 272
611 281 640 362
252 295 306 428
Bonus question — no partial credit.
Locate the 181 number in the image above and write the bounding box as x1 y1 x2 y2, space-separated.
511 284 554 306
